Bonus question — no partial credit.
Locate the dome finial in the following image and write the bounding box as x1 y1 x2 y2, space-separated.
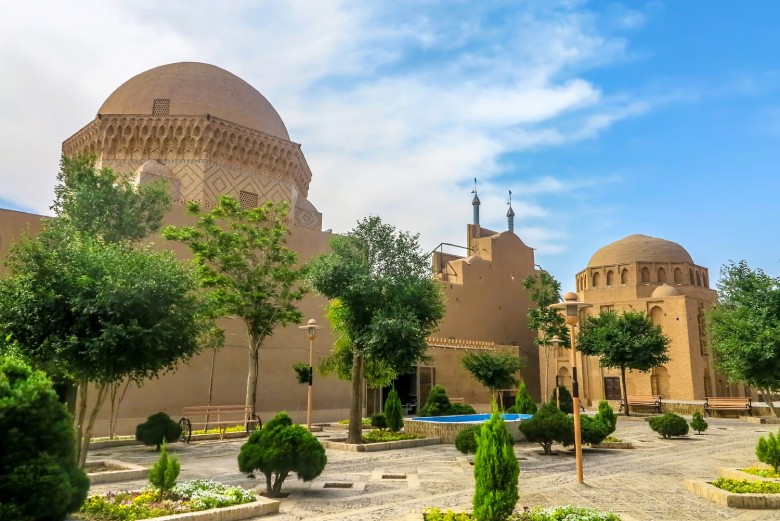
506 189 515 232
471 178 480 225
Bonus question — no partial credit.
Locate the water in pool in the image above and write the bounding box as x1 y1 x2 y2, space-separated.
411 413 532 423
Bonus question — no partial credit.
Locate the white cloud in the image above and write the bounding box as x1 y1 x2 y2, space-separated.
0 0 645 260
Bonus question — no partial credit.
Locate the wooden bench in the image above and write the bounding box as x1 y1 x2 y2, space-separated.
179 405 261 443
704 397 752 417
618 395 662 414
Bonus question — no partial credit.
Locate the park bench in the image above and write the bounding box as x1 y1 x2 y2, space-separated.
179 405 261 443
704 397 752 417
618 395 662 414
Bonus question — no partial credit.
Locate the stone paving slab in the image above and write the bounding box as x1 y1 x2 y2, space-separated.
84 417 780 520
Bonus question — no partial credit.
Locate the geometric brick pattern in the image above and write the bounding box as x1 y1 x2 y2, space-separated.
294 207 323 230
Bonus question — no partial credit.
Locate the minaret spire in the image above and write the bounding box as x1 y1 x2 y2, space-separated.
506 189 515 232
471 178 480 226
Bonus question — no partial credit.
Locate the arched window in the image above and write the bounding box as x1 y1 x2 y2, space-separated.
641 267 650 283
651 366 671 398
606 270 614 286
658 267 667 284
696 272 702 286
558 367 571 392
621 269 629 285
592 272 600 288
703 273 708 288
674 267 682 284
689 268 694 285
650 305 663 325
704 370 712 397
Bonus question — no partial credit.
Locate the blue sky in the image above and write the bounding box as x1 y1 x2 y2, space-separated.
0 0 778 291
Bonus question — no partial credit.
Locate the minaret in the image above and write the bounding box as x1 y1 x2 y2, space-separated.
471 178 480 225
506 189 515 232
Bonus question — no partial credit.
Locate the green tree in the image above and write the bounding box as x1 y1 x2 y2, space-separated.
594 400 617 436
237 412 326 497
0 230 207 466
550 385 573 414
647 413 689 438
577 310 670 416
455 425 480 454
135 412 183 451
0 357 89 521
472 404 519 521
52 154 169 244
384 388 404 432
580 415 610 445
523 271 570 401
690 411 708 434
419 385 452 417
706 261 780 416
306 216 445 444
461 351 525 404
148 441 180 501
163 196 306 416
757 430 780 474
513 380 538 415
518 402 574 455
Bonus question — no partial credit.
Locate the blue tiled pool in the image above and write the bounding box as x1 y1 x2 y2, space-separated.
411 413 532 423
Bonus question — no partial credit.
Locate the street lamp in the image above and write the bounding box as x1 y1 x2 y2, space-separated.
299 318 323 432
550 292 592 484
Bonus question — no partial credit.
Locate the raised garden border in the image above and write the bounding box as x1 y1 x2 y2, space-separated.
684 479 780 509
591 441 634 449
322 437 440 452
82 496 279 521
87 459 147 484
718 467 780 482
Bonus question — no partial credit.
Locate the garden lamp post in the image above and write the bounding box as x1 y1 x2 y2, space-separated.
299 319 323 432
550 335 563 409
550 292 592 484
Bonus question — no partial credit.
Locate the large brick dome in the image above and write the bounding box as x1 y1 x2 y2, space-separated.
98 62 289 140
587 234 694 268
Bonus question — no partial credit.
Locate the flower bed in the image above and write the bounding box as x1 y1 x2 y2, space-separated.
711 478 780 494
76 479 277 520
422 505 620 520
741 466 780 479
685 478 780 509
362 430 419 443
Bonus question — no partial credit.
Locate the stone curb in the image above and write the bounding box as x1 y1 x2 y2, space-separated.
87 459 147 484
718 467 780 482
322 437 440 452
90 432 250 450
139 497 279 520
684 479 780 509
591 441 634 449
329 423 372 430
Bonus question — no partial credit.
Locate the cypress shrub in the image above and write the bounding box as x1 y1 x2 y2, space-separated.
448 402 477 415
148 441 180 500
756 430 780 474
455 426 480 454
0 357 89 521
647 412 689 439
472 404 519 521
580 415 610 445
371 413 387 430
594 400 617 436
384 388 404 432
514 381 537 415
518 402 574 455
136 412 182 450
420 385 452 417
550 385 573 414
690 411 708 434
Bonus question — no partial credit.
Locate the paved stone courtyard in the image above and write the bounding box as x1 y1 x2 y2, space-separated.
87 416 780 520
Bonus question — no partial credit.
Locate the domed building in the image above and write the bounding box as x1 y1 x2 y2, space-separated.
549 234 743 404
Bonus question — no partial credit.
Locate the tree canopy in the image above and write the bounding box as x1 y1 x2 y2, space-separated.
306 216 445 443
461 351 525 400
163 196 306 414
577 309 670 416
707 261 780 415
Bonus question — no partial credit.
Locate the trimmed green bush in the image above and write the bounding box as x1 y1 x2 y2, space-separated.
136 411 182 450
384 388 404 432
0 357 89 521
518 402 573 455
647 412 689 439
148 441 180 500
690 411 708 434
455 426 480 454
238 411 326 497
420 385 452 416
362 430 419 443
594 400 617 436
371 413 387 430
449 402 477 415
514 381 537 415
550 385 573 414
757 430 780 474
473 405 519 521
580 415 610 446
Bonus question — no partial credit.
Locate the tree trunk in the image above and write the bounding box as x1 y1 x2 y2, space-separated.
621 367 630 417
77 381 110 467
108 379 131 440
206 347 217 430
245 334 261 416
272 471 288 497
265 472 273 496
543 343 550 403
75 379 89 465
764 388 779 417
347 350 364 444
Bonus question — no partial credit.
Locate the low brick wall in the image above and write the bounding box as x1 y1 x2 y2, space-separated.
404 418 524 443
